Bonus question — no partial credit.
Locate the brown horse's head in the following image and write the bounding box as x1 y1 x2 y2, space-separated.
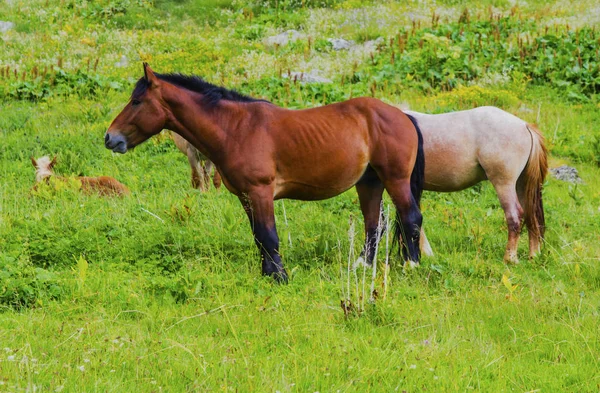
105 63 167 153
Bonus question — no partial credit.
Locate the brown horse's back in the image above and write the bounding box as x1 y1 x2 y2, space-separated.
261 98 417 200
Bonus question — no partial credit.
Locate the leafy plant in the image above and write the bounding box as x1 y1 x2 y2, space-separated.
0 254 63 309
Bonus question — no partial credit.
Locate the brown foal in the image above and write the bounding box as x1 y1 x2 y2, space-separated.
32 155 130 196
105 63 425 282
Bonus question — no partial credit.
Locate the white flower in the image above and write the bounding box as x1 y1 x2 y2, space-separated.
78 365 85 372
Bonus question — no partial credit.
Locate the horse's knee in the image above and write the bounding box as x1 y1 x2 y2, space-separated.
507 217 521 234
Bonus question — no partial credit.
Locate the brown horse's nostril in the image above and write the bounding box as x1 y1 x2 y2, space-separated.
104 132 128 153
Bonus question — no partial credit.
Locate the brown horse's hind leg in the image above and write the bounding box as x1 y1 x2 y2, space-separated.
382 179 422 264
240 189 288 283
355 167 385 266
494 183 524 264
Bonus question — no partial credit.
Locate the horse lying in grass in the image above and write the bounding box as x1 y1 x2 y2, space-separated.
404 106 548 263
171 132 221 191
31 155 130 197
105 63 425 282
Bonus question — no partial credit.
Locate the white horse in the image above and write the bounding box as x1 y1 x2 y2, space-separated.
405 106 548 263
171 132 221 191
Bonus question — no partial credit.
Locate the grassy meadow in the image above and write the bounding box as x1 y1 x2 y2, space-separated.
1 0 600 391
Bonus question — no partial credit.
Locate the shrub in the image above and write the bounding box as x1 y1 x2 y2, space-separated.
0 254 63 309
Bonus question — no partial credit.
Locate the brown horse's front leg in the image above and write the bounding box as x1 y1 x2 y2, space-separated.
240 190 288 283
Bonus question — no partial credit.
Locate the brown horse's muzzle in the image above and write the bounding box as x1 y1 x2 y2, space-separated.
104 132 128 154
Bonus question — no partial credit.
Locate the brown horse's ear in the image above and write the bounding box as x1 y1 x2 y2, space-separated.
143 62 160 87
31 156 37 167
50 155 58 168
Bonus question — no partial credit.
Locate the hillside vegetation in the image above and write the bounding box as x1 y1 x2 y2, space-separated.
1 0 600 391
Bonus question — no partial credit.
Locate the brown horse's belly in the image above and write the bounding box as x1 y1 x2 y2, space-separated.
273 181 353 201
274 161 368 200
273 140 369 200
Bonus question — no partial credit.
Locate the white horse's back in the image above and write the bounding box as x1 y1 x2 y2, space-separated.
406 106 531 192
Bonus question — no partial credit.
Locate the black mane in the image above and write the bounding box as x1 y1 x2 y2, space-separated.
131 73 269 107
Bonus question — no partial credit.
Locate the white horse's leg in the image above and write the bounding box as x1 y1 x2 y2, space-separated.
493 183 524 264
420 226 434 257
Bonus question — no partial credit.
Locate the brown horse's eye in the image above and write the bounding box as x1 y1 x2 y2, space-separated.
131 99 141 106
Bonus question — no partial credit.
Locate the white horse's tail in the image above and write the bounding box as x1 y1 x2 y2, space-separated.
521 124 548 240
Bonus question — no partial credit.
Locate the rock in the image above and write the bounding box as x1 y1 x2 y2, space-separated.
286 71 332 84
264 30 302 47
327 38 355 51
114 55 128 68
550 165 582 183
362 37 384 52
0 21 15 33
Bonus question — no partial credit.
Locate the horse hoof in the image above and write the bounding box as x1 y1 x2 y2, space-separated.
263 268 289 284
503 257 519 265
272 270 289 284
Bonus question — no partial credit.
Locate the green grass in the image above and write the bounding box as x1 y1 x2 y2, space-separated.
2 0 600 391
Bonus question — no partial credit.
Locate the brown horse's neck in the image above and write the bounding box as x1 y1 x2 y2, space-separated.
161 84 254 166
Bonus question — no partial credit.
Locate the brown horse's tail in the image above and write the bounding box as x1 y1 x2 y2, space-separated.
393 113 425 261
405 113 425 207
520 124 548 240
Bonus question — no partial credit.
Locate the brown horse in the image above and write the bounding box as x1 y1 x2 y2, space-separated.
31 155 130 196
171 132 222 191
105 63 425 282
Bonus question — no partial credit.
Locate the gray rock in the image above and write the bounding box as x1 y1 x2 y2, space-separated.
550 165 582 183
264 30 302 47
328 38 355 51
362 37 384 52
0 21 15 33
